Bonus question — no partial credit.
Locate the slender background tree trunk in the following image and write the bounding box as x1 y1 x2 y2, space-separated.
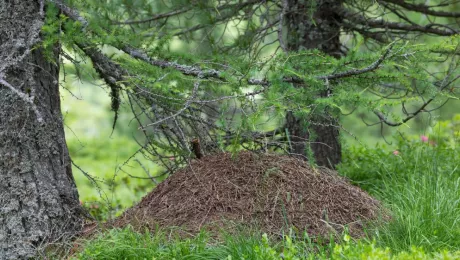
284 0 343 168
0 1 83 259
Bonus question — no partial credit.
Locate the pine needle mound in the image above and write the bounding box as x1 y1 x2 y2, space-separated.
115 152 384 238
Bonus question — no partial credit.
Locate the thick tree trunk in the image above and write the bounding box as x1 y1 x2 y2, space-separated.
284 0 343 168
0 1 83 259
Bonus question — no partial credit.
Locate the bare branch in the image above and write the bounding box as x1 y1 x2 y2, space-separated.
341 8 459 36
141 82 200 129
121 46 224 80
318 43 394 80
113 8 191 25
380 0 460 18
373 97 433 127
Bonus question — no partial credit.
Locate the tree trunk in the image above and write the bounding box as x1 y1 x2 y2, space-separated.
284 0 343 168
0 1 83 259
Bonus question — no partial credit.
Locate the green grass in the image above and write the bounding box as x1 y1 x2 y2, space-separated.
374 170 460 251
69 227 459 260
340 136 460 252
370 148 460 251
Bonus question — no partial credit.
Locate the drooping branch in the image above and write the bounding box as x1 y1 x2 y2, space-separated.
372 58 460 127
121 43 396 85
73 41 125 129
56 0 460 135
373 98 434 127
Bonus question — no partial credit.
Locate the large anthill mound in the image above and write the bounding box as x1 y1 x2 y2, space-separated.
115 152 384 238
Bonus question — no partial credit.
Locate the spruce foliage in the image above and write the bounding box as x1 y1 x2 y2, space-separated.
44 0 460 170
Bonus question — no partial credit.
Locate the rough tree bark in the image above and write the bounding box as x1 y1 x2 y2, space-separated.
284 0 343 168
0 1 83 259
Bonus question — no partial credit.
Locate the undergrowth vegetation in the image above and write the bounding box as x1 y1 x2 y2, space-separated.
340 116 460 251
72 227 460 260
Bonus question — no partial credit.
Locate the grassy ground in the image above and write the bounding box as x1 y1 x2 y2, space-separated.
68 227 459 260
340 136 460 252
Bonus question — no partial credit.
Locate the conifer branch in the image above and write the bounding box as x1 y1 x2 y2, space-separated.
73 41 125 130
373 97 434 127
317 44 394 80
55 0 460 135
56 1 396 89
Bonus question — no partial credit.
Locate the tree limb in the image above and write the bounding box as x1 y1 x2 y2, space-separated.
56 1 398 89
318 43 394 80
113 8 191 25
380 0 460 18
341 8 459 36
373 97 433 127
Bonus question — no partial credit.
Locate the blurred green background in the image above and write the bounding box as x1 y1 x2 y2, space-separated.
61 68 158 219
